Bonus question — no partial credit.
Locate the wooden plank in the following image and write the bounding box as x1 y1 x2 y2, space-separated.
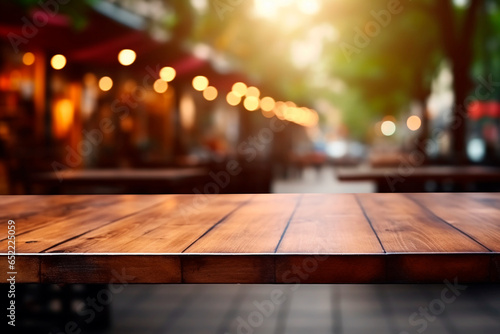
276 255 386 283
0 195 34 207
356 193 487 253
184 194 301 253
277 194 383 254
40 255 181 283
47 194 252 253
0 195 168 253
386 254 491 283
0 195 97 223
182 255 274 283
466 192 500 210
0 255 39 283
0 195 120 242
408 193 500 252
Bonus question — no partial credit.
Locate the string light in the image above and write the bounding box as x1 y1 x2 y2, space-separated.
98 76 113 92
244 96 259 111
203 86 218 101
51 54 66 70
192 76 209 91
232 82 248 97
22 52 35 66
153 79 168 93
407 115 422 131
381 120 396 136
118 49 136 66
159 66 176 82
226 92 241 106
246 86 260 98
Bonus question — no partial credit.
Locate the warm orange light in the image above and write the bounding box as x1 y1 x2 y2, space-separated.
382 115 396 123
302 108 319 127
284 107 297 121
192 76 209 91
203 86 218 101
83 73 97 87
244 96 259 111
260 96 275 112
232 82 247 97
261 108 274 118
159 66 176 82
226 92 241 106
153 79 168 93
407 115 422 131
22 52 35 66
246 86 260 98
118 49 136 66
53 99 74 138
51 54 66 70
274 101 286 120
98 76 113 92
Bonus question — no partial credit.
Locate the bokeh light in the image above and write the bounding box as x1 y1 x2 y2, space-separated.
22 52 35 66
153 79 168 93
232 82 247 97
118 49 136 66
244 96 259 111
192 76 209 91
50 54 66 70
407 115 422 131
246 86 260 98
203 86 218 101
159 66 176 82
260 96 275 112
226 92 241 106
98 76 113 92
381 120 396 136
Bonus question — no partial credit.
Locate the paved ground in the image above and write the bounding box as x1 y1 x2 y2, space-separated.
105 284 500 334
271 166 374 193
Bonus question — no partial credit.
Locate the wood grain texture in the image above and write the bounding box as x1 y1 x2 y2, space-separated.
48 194 252 253
408 193 500 252
0 195 119 243
275 255 386 283
40 255 181 283
182 255 274 283
386 254 491 283
0 255 39 283
0 195 167 253
276 194 384 254
184 194 300 253
356 193 488 253
0 193 498 283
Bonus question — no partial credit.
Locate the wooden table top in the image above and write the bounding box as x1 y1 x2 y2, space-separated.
336 165 500 181
1 193 499 284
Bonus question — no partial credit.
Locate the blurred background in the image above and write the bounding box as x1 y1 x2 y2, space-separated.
1 0 500 195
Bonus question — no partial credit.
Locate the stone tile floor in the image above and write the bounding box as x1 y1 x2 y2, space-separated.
103 284 500 334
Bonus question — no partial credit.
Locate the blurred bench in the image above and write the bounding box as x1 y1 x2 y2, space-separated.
336 165 500 192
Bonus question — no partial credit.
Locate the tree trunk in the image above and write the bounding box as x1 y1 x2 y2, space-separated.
437 0 483 165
